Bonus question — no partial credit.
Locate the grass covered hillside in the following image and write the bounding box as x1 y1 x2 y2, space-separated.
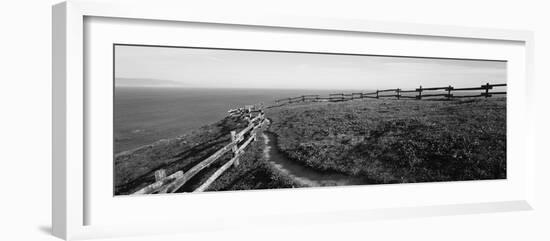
266 98 506 184
114 116 300 195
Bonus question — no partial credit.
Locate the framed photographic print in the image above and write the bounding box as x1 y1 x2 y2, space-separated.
52 0 535 240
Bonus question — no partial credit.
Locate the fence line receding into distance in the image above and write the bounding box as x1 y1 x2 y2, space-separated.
274 82 506 105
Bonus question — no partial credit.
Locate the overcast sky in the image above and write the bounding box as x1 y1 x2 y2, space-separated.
115 45 506 90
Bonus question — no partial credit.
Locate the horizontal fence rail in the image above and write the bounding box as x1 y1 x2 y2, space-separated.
270 82 506 107
228 103 264 117
132 170 184 195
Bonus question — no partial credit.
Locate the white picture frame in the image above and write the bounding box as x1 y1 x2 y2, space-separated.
52 0 535 240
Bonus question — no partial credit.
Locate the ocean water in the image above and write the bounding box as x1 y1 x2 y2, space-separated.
114 87 338 153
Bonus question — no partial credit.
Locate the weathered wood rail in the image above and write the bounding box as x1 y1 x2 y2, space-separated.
273 82 506 106
132 106 267 195
132 170 184 195
228 103 264 117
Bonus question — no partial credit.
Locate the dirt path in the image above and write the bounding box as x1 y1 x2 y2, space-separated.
262 120 364 187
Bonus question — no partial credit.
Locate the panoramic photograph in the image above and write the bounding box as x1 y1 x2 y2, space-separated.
113 44 507 195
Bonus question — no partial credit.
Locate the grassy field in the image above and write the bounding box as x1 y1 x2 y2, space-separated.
266 97 506 184
115 97 506 194
114 116 301 195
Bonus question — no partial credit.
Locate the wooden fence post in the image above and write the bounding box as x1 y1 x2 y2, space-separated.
154 169 166 182
250 129 256 142
418 85 423 100
257 113 264 137
396 88 400 100
230 131 239 167
302 96 305 102
484 82 490 98
447 85 452 100
376 90 379 99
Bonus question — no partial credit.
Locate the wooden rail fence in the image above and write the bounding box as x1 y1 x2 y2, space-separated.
132 106 267 194
228 103 264 117
274 82 506 105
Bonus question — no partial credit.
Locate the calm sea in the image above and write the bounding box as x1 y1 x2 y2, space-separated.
114 87 339 153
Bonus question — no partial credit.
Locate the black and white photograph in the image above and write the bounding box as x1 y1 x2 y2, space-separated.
114 44 507 195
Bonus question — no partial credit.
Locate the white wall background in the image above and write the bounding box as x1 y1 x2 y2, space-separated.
0 0 548 240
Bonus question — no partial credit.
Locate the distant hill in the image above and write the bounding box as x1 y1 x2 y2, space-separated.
115 78 186 88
